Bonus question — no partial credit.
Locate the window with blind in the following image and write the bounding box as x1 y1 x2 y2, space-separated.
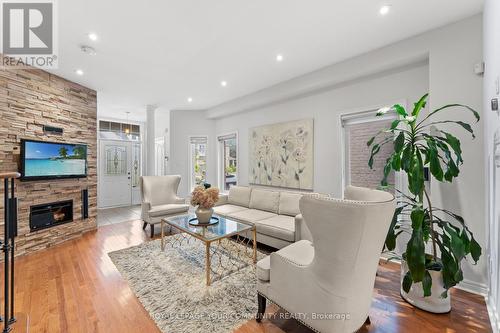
342 111 396 193
189 136 208 190
217 133 238 191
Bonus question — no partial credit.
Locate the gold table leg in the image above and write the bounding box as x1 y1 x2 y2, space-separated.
161 219 165 251
253 226 257 264
206 242 211 286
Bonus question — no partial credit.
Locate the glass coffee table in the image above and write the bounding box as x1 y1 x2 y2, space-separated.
161 214 257 286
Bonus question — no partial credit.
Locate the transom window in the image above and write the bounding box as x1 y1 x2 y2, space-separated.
99 120 140 141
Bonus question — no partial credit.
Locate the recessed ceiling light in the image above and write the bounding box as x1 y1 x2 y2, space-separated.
379 5 391 15
88 33 98 41
75 69 84 75
276 54 284 62
187 97 193 103
220 81 228 87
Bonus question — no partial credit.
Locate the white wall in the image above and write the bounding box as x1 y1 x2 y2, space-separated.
214 63 428 195
169 110 216 197
484 0 500 330
154 107 171 175
207 15 487 292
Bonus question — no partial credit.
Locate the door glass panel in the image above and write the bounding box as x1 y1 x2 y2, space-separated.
105 145 127 175
132 144 141 187
190 138 207 189
222 138 237 190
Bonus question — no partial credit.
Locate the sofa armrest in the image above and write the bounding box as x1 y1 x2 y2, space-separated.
174 197 186 204
295 214 313 242
215 193 229 206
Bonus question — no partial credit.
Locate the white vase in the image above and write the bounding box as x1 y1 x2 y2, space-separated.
400 260 451 313
195 207 213 224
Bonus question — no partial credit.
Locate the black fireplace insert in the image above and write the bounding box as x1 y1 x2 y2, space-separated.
30 200 73 231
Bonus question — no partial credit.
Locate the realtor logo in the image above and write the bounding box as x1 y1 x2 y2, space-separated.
0 0 58 68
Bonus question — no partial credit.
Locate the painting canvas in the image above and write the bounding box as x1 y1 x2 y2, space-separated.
249 119 314 190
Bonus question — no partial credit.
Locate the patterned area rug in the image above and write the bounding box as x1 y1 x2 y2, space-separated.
108 238 266 333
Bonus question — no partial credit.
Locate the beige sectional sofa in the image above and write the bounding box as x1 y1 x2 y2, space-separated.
214 186 312 249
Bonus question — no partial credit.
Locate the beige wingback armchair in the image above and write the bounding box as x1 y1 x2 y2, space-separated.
139 175 190 237
256 186 395 333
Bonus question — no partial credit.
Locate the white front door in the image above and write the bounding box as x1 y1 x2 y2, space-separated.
99 140 133 207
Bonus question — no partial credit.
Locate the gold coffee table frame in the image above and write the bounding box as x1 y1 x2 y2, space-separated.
160 215 257 286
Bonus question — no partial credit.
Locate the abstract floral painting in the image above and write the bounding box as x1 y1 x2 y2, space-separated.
249 119 314 190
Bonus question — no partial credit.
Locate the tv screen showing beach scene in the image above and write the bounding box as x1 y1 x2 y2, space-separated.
22 140 87 179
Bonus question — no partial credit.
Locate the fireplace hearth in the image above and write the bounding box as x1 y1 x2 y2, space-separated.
30 200 73 231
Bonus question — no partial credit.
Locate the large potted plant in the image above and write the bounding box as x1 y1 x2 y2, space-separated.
367 93 482 313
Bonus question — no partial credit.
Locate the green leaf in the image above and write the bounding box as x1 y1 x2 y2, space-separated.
440 131 463 165
427 140 444 181
422 270 433 297
418 103 480 126
394 132 405 153
425 120 476 139
367 136 375 147
381 157 393 186
406 208 426 282
385 206 404 251
408 149 424 197
394 104 408 117
368 144 380 169
401 145 412 171
390 119 401 130
460 230 471 255
446 225 465 261
402 271 413 293
391 152 401 171
412 93 428 117
470 237 482 263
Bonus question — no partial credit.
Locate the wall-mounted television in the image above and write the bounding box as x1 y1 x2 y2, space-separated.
20 139 88 181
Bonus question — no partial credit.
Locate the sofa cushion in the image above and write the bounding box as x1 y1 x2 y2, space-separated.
255 215 295 242
228 186 252 207
228 209 277 224
249 189 280 213
278 192 303 216
257 256 270 281
213 204 248 216
148 204 189 217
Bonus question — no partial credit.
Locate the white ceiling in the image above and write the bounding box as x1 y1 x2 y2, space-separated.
51 0 483 121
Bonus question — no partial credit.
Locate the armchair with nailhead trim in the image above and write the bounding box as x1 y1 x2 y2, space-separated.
255 186 395 333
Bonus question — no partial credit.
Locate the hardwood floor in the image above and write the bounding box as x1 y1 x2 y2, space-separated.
7 219 492 333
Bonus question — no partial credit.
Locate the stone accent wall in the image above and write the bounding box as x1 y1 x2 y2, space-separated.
0 68 97 257
346 120 395 191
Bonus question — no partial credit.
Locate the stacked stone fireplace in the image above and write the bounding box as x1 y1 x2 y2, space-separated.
0 68 97 257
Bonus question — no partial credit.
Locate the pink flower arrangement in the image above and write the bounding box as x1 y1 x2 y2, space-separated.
191 186 219 209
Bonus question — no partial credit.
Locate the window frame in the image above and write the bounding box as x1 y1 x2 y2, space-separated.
217 132 239 193
339 101 406 197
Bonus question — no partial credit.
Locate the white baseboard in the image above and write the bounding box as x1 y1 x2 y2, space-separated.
487 296 500 333
455 279 488 296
